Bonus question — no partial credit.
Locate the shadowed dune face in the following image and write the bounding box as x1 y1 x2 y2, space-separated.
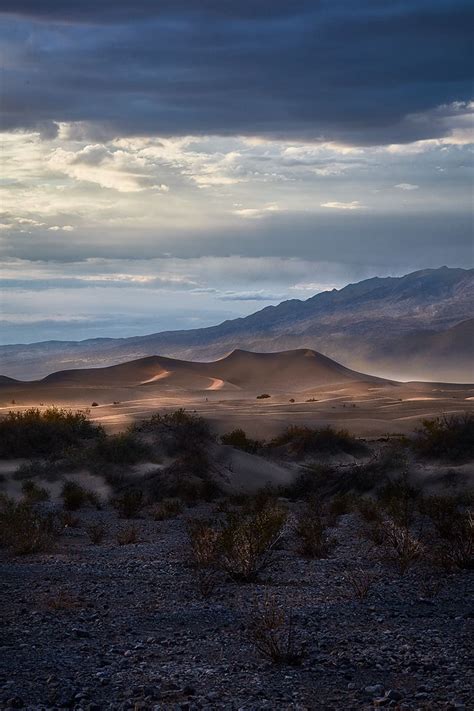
22 348 390 392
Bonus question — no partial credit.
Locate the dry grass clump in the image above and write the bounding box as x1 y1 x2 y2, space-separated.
151 497 184 520
346 568 378 600
435 510 473 570
219 501 287 582
116 525 140 545
86 522 107 545
62 480 100 511
0 496 59 555
111 489 144 518
382 519 424 574
247 595 305 666
220 428 263 454
413 413 474 461
296 502 336 559
21 479 50 503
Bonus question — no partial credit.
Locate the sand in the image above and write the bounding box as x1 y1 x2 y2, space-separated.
0 348 472 438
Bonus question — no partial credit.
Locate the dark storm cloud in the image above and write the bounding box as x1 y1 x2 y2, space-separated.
1 1 472 144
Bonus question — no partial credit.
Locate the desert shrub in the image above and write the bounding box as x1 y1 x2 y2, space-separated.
91 402 99 407
187 518 221 567
0 497 59 555
136 409 213 456
62 481 100 511
220 428 263 454
420 494 462 539
0 407 103 458
21 479 50 503
61 511 81 528
329 493 353 518
413 413 474 461
382 519 423 574
219 502 287 582
116 525 139 545
92 432 151 465
147 454 220 504
13 459 66 482
256 393 271 399
247 595 305 666
377 475 420 528
86 522 107 545
435 510 473 570
112 489 144 518
269 425 365 458
152 497 184 520
346 568 378 601
296 502 335 558
356 497 383 523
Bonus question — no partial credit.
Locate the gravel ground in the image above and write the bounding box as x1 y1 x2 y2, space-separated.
0 505 472 711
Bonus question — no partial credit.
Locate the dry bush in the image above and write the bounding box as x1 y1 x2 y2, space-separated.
187 518 220 567
413 413 474 461
86 522 107 545
21 479 50 503
0 497 59 555
382 519 423 574
346 568 378 600
116 525 139 545
61 511 81 528
296 503 335 559
219 502 287 582
220 428 263 454
420 494 461 539
111 489 144 518
328 493 353 520
152 497 184 520
62 480 100 511
377 475 420 528
356 497 382 523
247 595 305 665
269 424 365 458
436 510 473 570
45 591 83 611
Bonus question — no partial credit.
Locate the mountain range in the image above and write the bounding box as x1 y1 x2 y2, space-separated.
1 266 472 382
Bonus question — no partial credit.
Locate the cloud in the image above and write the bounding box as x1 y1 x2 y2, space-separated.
48 225 75 232
0 2 472 145
395 183 419 191
320 201 364 210
232 203 282 219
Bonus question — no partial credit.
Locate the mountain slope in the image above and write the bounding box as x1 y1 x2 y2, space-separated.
0 267 472 381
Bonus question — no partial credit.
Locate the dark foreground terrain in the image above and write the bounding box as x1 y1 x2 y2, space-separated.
0 409 473 710
1 500 473 711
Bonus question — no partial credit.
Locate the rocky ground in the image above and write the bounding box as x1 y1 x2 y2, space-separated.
0 503 472 711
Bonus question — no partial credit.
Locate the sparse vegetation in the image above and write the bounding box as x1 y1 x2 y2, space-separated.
92 432 151 465
220 428 263 454
62 480 100 511
87 522 107 545
21 479 50 503
346 568 378 600
219 501 287 582
296 501 335 558
382 519 423 574
116 525 139 545
112 489 144 518
268 424 365 458
152 497 184 520
413 413 474 461
0 496 59 555
0 407 103 458
247 595 305 665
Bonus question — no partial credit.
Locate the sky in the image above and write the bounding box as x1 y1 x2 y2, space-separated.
0 0 473 344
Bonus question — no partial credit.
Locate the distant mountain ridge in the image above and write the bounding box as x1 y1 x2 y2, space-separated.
0 267 472 382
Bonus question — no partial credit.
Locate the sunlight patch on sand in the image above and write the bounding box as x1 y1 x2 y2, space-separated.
140 370 171 385
207 377 225 391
